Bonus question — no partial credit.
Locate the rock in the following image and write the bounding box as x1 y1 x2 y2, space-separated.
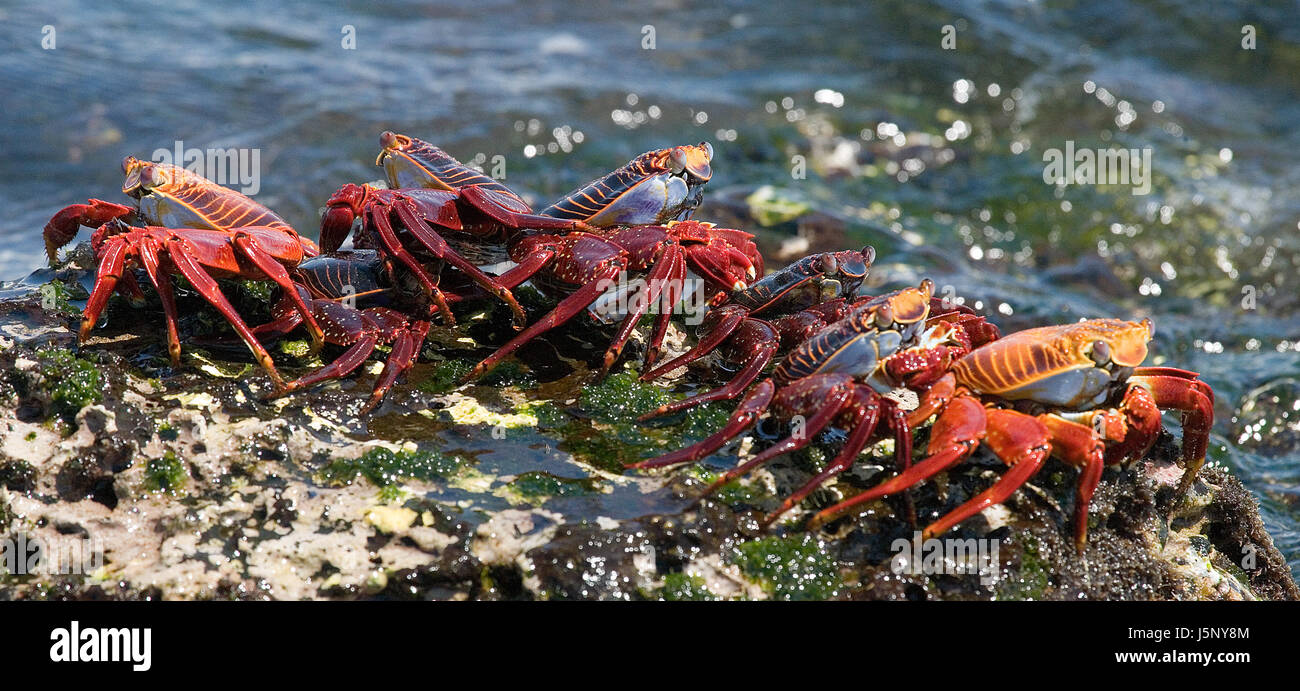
0 268 1294 601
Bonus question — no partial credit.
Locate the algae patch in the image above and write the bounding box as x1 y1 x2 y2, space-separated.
145 451 187 494
13 348 105 423
500 471 602 506
654 573 722 601
544 372 736 472
730 534 841 600
317 447 471 488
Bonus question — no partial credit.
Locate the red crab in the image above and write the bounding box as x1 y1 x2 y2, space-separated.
249 252 432 413
807 318 1215 551
465 220 761 381
317 133 721 329
629 281 983 525
44 157 325 390
635 249 1001 419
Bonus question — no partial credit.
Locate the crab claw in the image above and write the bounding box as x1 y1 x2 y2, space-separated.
43 199 134 266
706 227 764 277
320 184 367 252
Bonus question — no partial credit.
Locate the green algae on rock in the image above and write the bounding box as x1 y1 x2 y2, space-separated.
0 252 1295 602
731 533 841 600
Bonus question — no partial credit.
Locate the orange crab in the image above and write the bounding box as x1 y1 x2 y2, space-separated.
809 318 1215 551
44 157 325 390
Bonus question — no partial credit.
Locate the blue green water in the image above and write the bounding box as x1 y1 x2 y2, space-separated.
1 0 1297 578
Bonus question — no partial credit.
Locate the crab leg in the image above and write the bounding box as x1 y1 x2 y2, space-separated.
627 379 776 469
250 308 306 340
363 319 431 414
808 395 987 530
1129 370 1214 506
390 201 527 328
114 265 147 306
493 247 557 290
763 386 886 526
231 233 325 354
368 206 455 324
921 409 1051 540
702 378 854 495
640 307 748 382
1039 415 1107 550
639 332 778 420
599 243 685 375
643 245 687 369
166 238 286 391
135 235 182 366
280 332 379 394
457 185 599 233
466 261 626 381
79 237 131 341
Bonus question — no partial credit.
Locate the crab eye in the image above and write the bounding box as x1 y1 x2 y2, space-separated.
144 166 168 189
1089 340 1111 365
669 147 688 174
701 141 714 161
874 304 894 328
818 253 838 275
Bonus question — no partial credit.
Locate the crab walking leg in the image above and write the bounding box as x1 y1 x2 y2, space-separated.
361 319 431 414
643 247 687 369
599 243 685 376
640 307 748 382
368 206 454 324
1133 366 1216 401
1128 371 1215 506
702 378 855 495
135 236 182 366
627 379 776 469
390 201 527 328
807 395 987 531
272 300 387 396
886 402 919 527
115 267 148 305
493 247 557 290
906 372 957 428
763 386 884 526
280 332 379 395
921 409 1051 540
166 238 287 391
250 309 307 340
467 261 627 380
78 238 132 341
232 233 325 354
638 334 778 420
1038 415 1107 551
456 185 599 234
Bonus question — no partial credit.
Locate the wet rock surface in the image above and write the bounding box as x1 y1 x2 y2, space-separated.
0 258 1295 601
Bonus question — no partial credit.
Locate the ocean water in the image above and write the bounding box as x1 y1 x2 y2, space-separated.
1 0 1297 578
